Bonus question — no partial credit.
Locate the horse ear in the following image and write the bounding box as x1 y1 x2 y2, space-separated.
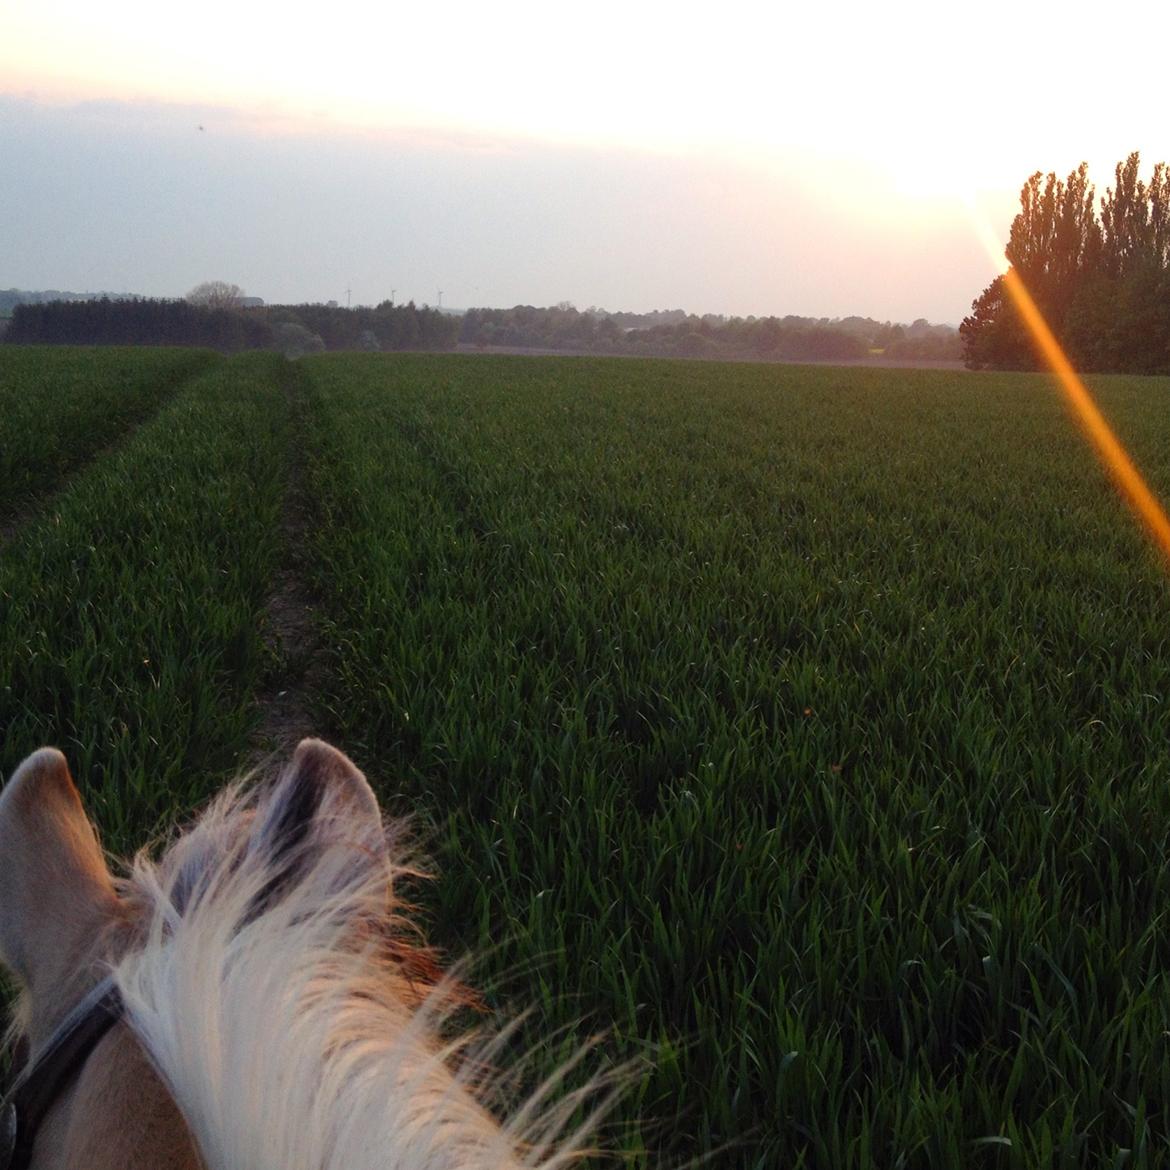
252 739 387 891
0 749 118 991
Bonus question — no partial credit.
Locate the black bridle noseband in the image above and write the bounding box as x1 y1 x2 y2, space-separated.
0 977 124 1170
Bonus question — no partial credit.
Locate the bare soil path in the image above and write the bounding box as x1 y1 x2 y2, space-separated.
250 364 330 759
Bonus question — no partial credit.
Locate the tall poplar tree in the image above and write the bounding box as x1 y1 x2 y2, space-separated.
962 154 1170 374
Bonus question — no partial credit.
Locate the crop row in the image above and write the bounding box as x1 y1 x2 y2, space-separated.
299 353 1170 1169
0 352 290 849
0 345 218 523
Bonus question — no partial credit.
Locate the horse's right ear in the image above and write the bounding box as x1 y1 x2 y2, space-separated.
251 739 388 893
0 749 118 991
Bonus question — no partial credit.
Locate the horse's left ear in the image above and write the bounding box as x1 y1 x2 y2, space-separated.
0 749 118 991
255 739 387 881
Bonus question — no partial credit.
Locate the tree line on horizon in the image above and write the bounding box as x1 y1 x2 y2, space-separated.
0 287 134 315
460 304 960 362
2 297 459 354
1 287 961 363
961 153 1170 374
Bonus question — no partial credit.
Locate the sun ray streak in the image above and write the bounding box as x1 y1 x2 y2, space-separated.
965 203 1170 565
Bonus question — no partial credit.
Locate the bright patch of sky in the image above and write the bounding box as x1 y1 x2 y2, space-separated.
2 0 1166 321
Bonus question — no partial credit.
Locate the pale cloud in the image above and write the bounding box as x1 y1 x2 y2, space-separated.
5 0 1165 196
0 94 1012 321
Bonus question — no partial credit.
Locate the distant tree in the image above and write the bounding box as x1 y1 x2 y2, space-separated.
186 281 245 310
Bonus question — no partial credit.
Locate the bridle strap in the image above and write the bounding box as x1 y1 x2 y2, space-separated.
0 977 124 1170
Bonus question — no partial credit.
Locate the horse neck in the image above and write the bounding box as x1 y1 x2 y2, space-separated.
32 1023 201 1170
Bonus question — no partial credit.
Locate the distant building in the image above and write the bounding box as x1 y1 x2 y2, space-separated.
240 296 265 307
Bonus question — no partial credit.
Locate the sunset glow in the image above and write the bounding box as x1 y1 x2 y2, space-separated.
5 1 1165 196
4 0 1167 317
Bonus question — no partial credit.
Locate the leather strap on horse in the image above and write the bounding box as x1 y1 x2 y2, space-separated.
0 977 124 1170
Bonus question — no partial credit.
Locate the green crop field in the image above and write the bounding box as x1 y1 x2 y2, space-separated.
4 348 1170 1168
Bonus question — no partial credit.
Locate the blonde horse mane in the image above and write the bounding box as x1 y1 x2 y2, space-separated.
108 744 615 1170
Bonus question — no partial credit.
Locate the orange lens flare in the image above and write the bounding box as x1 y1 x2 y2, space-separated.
999 267 1170 565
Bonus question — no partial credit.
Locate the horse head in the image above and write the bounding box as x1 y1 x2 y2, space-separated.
0 741 609 1170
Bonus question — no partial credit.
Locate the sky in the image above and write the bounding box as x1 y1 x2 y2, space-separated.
2 0 1167 324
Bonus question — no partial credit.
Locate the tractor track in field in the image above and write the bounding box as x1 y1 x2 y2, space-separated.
250 367 330 759
0 413 161 546
0 350 220 548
